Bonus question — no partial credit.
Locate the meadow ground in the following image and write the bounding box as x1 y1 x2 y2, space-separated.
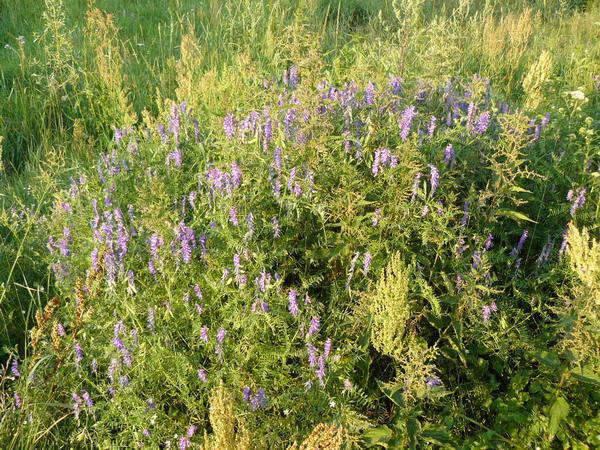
0 0 599 448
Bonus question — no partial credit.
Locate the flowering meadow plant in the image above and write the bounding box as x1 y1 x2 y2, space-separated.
2 62 599 448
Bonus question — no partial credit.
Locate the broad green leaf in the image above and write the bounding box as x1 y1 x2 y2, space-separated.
548 396 569 438
361 426 393 447
495 209 537 223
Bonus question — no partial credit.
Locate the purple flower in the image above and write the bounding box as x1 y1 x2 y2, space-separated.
197 369 207 382
427 164 439 197
570 188 586 216
179 437 191 450
14 392 22 408
229 207 239 226
74 343 83 370
467 102 476 131
289 65 299 89
510 230 528 257
200 326 209 342
147 307 155 334
224 114 235 140
422 205 429 216
372 208 382 226
217 328 227 344
426 377 441 387
365 81 375 105
474 111 491 134
482 305 492 322
288 289 299 317
399 105 416 141
119 375 129 387
230 162 242 188
323 338 332 359
72 392 82 420
256 387 268 409
82 390 94 408
307 316 320 338
443 144 455 165
187 425 199 438
143 429 150 438
316 356 326 387
460 201 470 228
410 173 421 203
363 252 372 275
11 359 20 378
484 234 494 251
541 113 551 128
428 116 436 135
307 343 318 367
559 229 569 258
243 386 253 403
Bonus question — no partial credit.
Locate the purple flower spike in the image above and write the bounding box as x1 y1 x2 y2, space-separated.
200 326 209 342
197 369 207 382
443 144 455 164
428 116 436 135
11 359 20 378
288 289 299 317
363 252 372 275
224 114 235 140
399 105 416 141
427 164 439 197
217 328 227 344
307 316 320 338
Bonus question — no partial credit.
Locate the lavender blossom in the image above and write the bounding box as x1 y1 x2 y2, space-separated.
288 289 299 317
224 114 235 140
510 230 528 257
200 326 209 342
72 392 82 420
307 316 320 338
428 116 436 135
363 251 372 275
11 359 20 377
372 208 382 226
217 328 227 344
484 234 494 251
82 390 94 408
474 111 491 134
197 369 207 382
14 392 22 408
147 307 155 334
410 173 421 203
74 343 83 370
229 207 239 226
289 65 298 89
365 81 375 105
427 164 439 197
399 106 416 141
426 377 441 387
443 144 455 164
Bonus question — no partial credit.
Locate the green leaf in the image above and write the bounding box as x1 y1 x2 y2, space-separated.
495 209 537 223
407 417 420 450
361 426 393 447
421 428 459 448
548 396 569 438
528 350 560 368
377 379 405 407
570 367 600 386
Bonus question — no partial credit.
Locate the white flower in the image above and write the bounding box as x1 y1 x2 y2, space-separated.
283 409 290 416
329 401 336 408
565 90 586 100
